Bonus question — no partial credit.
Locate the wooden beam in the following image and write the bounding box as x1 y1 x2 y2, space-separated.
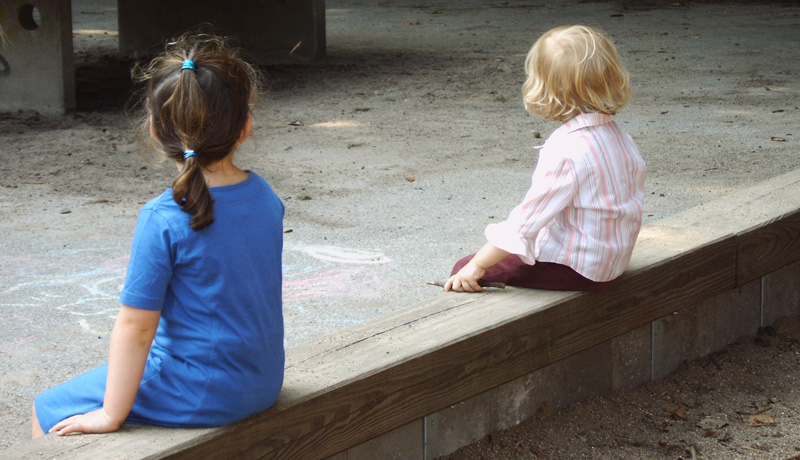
10 170 800 460
12 227 735 460
151 230 738 459
737 209 800 285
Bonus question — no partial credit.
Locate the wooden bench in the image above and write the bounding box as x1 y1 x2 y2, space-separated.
6 169 800 460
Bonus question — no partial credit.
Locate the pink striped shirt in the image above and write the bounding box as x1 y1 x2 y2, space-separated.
485 112 646 281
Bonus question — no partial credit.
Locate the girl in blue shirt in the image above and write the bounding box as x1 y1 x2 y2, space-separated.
33 34 285 437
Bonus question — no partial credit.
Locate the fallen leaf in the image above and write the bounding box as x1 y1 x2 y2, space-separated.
410 19 420 25
749 414 775 426
771 136 787 142
405 176 415 182
698 417 728 430
654 422 671 432
663 402 688 419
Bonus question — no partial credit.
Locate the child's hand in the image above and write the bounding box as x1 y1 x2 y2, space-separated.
50 408 122 436
444 262 487 292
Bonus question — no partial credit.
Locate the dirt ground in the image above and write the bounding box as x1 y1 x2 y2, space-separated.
0 0 798 457
442 317 800 460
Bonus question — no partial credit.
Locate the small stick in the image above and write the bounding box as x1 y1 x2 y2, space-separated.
289 41 303 55
426 280 506 289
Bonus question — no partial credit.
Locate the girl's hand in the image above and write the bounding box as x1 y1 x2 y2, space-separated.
444 261 487 292
50 408 122 436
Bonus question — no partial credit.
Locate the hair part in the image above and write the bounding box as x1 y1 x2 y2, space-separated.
133 33 261 230
522 25 631 123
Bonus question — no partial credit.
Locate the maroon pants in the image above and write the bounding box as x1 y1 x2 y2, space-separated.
451 254 614 292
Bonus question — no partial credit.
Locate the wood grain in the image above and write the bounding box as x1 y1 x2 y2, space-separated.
8 171 800 459
737 210 800 285
137 232 737 459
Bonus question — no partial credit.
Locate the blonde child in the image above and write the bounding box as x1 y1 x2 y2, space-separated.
445 25 645 292
33 34 285 436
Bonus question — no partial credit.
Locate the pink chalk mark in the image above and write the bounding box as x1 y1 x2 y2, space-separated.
0 335 37 349
283 269 355 300
13 314 33 323
283 268 386 302
102 255 131 271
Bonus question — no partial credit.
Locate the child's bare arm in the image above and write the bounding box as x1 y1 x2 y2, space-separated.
51 305 160 435
445 243 509 292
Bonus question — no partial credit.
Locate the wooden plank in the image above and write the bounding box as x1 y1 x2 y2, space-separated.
161 231 737 460
737 209 800 285
8 227 736 460
263 236 735 460
655 169 800 234
2 426 218 460
285 291 493 370
15 167 800 458
155 290 568 459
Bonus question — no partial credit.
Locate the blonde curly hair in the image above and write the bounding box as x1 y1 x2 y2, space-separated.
522 25 631 123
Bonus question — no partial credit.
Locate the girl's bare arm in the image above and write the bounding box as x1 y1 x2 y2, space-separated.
51 305 160 435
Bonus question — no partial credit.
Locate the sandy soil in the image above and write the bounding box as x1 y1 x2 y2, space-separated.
442 317 800 460
0 0 798 456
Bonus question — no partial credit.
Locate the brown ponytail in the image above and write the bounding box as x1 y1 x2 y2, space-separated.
135 33 260 230
173 154 214 229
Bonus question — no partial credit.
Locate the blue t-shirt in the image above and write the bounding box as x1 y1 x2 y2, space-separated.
118 171 284 426
35 172 284 431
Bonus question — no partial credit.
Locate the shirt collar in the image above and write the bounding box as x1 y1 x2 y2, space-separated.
561 112 614 133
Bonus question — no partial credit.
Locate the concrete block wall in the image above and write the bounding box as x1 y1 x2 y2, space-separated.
0 0 75 114
763 260 800 326
326 262 800 460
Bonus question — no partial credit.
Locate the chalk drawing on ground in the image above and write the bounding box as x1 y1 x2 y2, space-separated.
0 249 129 348
282 243 392 302
281 243 394 343
283 267 385 303
286 243 391 265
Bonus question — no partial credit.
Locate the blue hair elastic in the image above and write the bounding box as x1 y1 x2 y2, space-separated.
183 149 197 160
181 59 196 71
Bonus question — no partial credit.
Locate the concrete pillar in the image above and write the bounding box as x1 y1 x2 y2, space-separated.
117 0 325 64
0 0 75 115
